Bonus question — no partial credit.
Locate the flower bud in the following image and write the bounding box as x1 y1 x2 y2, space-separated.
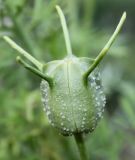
3 6 126 137
40 56 106 136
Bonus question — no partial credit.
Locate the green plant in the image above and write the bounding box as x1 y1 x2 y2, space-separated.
3 5 126 160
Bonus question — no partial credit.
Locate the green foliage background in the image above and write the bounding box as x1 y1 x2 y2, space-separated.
0 0 135 160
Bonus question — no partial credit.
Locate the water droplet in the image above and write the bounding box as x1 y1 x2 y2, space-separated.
47 111 51 116
97 112 102 117
83 117 86 121
82 121 85 125
84 108 87 112
62 115 65 119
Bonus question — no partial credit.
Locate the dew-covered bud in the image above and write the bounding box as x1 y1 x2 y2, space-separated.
3 5 126 136
40 56 106 136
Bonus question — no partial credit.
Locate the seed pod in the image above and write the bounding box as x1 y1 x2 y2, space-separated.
40 56 106 136
3 6 126 136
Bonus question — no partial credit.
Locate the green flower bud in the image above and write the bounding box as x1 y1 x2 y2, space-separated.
3 6 126 136
40 56 106 136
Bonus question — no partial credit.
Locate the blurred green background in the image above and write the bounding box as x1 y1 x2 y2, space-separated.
0 0 135 160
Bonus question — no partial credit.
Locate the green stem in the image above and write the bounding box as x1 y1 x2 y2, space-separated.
56 5 73 56
74 134 88 160
84 12 126 81
16 56 53 88
3 36 43 71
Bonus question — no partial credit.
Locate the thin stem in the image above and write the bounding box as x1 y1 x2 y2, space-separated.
16 56 53 88
56 5 73 56
84 12 126 80
74 134 88 160
3 36 43 71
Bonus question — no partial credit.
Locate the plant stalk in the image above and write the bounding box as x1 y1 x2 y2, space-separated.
56 5 73 56
3 36 43 71
74 134 88 160
83 12 126 81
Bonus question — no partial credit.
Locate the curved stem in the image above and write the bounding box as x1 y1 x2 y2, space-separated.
83 12 126 81
74 134 88 160
16 56 53 88
3 36 43 71
56 5 73 56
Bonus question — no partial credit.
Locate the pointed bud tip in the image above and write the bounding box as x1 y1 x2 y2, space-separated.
123 11 127 19
3 36 8 41
55 5 60 10
16 56 21 62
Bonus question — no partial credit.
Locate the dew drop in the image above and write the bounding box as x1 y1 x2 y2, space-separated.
82 121 85 125
46 111 51 116
63 127 66 131
84 108 87 112
98 112 102 117
62 115 65 119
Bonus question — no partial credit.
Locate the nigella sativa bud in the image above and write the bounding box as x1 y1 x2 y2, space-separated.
3 5 126 136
